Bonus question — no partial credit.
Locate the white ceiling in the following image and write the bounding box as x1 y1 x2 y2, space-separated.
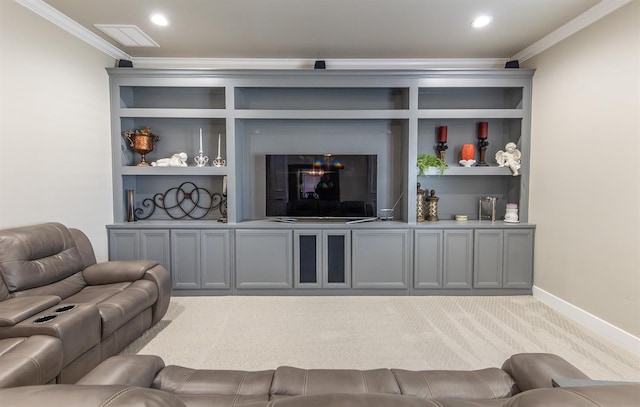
18 0 630 68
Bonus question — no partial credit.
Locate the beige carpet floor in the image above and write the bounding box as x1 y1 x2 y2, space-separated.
123 296 640 381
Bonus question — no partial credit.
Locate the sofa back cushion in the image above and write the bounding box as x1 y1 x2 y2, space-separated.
392 368 517 399
271 367 401 400
0 223 86 296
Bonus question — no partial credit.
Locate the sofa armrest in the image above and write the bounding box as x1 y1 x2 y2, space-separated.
0 296 61 327
77 355 165 388
82 260 158 285
502 353 590 392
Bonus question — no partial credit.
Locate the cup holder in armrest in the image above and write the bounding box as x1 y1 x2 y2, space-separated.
34 314 58 324
55 304 76 313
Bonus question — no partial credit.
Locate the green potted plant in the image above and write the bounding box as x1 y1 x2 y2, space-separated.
417 154 448 176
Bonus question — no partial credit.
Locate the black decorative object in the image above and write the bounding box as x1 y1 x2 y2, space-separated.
135 182 227 220
314 60 326 69
505 60 519 69
118 59 134 68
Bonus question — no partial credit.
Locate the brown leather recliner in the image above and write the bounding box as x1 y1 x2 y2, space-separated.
0 222 171 383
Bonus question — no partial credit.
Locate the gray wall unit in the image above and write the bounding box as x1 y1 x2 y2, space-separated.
473 229 534 289
352 230 410 289
414 230 444 289
235 229 293 289
294 230 352 288
443 230 473 289
503 229 534 289
107 69 535 296
109 229 170 273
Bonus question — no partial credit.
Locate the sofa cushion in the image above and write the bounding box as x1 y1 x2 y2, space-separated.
11 272 86 301
392 368 517 399
0 223 85 293
152 365 274 406
96 280 158 338
0 335 63 388
271 366 401 400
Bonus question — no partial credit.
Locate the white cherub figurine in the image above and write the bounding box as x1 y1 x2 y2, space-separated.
495 142 521 176
152 152 188 167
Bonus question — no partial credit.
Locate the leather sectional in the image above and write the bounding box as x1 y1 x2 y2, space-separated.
0 222 171 383
0 352 638 406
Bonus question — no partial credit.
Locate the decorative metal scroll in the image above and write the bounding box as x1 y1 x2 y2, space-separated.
135 182 227 220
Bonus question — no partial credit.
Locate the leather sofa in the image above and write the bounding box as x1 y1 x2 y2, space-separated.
1 352 637 406
0 222 171 383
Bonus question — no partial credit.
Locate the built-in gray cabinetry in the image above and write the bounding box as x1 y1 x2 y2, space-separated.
235 229 293 289
352 230 410 289
294 230 351 288
106 69 535 296
108 229 170 273
473 229 534 289
171 230 231 290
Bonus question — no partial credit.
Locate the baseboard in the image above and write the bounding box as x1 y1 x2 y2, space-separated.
533 286 640 357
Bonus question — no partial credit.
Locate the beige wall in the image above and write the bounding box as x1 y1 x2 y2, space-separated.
524 2 640 337
0 1 115 261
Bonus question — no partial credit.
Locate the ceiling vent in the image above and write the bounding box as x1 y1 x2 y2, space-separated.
94 24 159 47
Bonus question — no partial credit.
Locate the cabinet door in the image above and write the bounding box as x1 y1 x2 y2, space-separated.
202 230 231 289
294 230 322 288
473 230 504 288
443 230 473 289
235 229 292 289
170 230 201 289
323 230 351 288
109 230 139 261
503 229 534 289
414 230 443 288
352 230 409 289
140 230 171 274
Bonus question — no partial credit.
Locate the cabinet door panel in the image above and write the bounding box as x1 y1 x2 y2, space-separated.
323 231 351 288
294 230 322 288
236 230 292 289
443 230 472 289
202 230 231 289
473 230 504 288
109 230 139 261
503 229 534 289
170 230 201 289
352 230 409 289
414 230 443 288
140 230 171 274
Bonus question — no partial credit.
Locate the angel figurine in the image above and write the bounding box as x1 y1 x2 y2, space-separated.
152 152 188 167
495 142 521 176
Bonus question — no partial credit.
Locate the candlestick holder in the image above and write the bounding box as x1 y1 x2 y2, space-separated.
476 139 489 166
194 152 209 167
436 142 448 161
212 155 226 167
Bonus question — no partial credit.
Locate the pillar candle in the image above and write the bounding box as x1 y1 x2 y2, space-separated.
437 126 448 143
217 134 221 157
199 128 203 153
478 122 488 139
222 175 227 196
461 144 475 160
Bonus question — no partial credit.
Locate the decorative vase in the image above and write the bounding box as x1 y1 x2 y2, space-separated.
426 189 439 222
504 203 519 223
124 127 160 167
416 183 426 222
126 189 136 222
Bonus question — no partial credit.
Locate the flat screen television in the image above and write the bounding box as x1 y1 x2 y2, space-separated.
265 154 377 219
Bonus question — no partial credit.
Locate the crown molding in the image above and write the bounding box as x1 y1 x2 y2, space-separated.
15 0 130 60
512 0 632 62
131 57 509 70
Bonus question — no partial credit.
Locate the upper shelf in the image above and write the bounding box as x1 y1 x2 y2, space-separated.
419 166 514 176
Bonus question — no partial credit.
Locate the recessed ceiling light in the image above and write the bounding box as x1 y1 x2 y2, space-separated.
150 14 169 26
471 15 493 28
